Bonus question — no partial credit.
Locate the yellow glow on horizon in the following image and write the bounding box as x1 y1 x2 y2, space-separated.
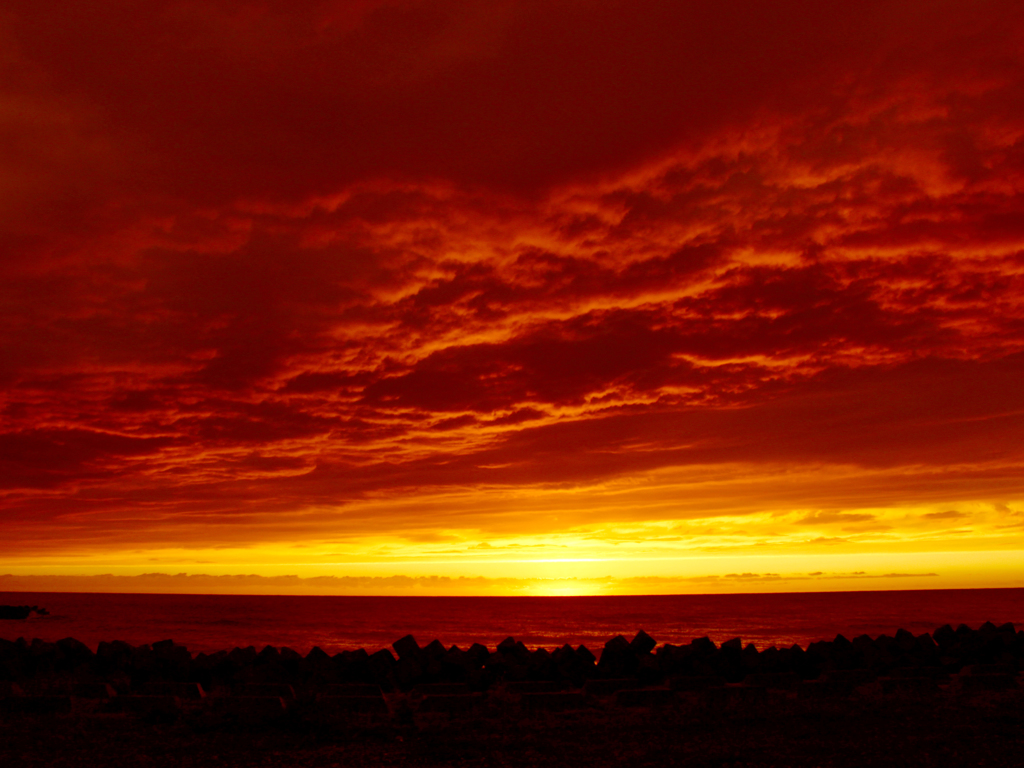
3 546 1023 596
3 481 1021 595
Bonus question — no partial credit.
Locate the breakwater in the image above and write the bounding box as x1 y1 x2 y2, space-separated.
0 620 1020 718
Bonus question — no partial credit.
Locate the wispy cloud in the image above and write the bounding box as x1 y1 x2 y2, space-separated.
1 2 1023 586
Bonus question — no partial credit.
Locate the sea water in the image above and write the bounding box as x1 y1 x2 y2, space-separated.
1 589 1021 655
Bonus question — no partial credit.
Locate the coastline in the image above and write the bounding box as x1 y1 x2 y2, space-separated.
0 620 1021 767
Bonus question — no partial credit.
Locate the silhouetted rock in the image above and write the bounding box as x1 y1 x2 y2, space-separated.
598 635 637 677
96 640 133 675
636 652 661 684
369 648 396 685
277 647 302 678
741 643 761 672
549 644 590 686
979 621 999 635
849 635 882 670
630 630 656 655
439 646 476 684
27 639 58 677
2 617 1022 720
551 644 575 666
894 628 917 653
511 640 532 664
875 634 896 653
335 648 375 684
302 646 337 684
393 654 424 690
656 643 690 676
806 640 833 668
576 645 596 665
468 643 490 665
228 646 258 668
524 646 560 681
933 624 956 647
714 638 745 682
149 639 192 681
392 635 424 663
790 643 814 678
0 639 29 681
690 637 717 657
0 606 33 620
852 634 875 651
53 636 93 673
757 646 780 672
483 650 509 677
304 646 331 666
602 635 631 656
422 639 445 660
189 651 216 687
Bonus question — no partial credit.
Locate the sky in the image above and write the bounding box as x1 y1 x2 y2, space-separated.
2 0 1024 596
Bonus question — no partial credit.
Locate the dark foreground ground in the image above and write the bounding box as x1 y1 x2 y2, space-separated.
2 690 1023 768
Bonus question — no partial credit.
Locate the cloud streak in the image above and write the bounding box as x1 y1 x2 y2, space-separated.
1 1 1023 588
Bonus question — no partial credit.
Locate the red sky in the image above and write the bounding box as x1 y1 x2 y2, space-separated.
2 0 1023 595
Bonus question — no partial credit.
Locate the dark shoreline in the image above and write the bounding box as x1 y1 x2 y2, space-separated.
2 620 1022 766
3 619 1021 693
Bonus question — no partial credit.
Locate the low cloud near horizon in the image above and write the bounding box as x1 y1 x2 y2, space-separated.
0 570 942 598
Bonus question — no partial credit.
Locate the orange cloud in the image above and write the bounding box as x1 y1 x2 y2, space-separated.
1 1 1023 591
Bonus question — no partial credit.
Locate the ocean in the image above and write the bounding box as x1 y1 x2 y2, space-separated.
1 588 1022 655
